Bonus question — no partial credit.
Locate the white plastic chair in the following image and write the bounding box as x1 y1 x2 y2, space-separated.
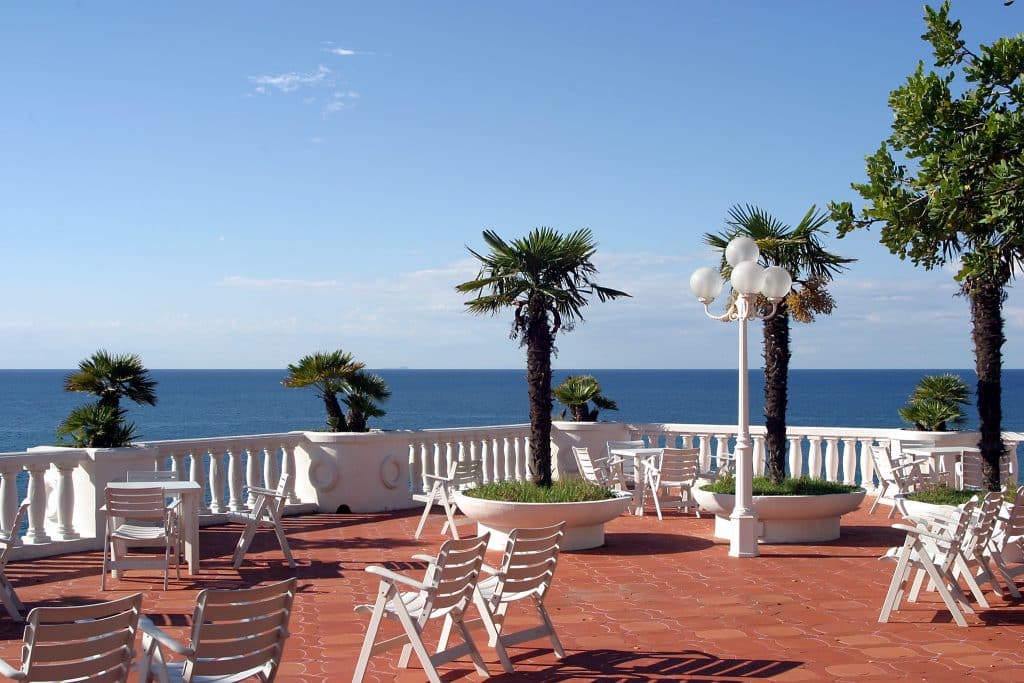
466 523 566 673
413 460 482 540
139 577 297 683
225 475 295 569
641 447 701 520
606 439 646 481
102 486 180 591
989 485 1024 591
0 500 30 621
0 592 142 682
353 534 491 683
956 491 1020 599
879 501 979 627
869 445 930 518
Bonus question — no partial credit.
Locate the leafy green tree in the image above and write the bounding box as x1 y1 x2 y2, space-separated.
64 349 158 411
282 350 390 432
553 374 619 422
705 205 852 484
899 373 970 431
829 2 1024 490
457 228 629 486
58 349 157 447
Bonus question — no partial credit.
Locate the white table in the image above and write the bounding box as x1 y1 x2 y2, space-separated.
609 447 663 516
901 445 980 487
106 481 202 575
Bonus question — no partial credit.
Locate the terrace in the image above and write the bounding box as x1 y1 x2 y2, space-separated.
0 422 1022 680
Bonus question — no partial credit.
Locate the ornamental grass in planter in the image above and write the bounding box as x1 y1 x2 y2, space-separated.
463 478 614 503
903 484 979 507
701 475 862 496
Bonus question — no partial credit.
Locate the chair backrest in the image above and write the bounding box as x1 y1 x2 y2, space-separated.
959 452 985 490
186 577 297 682
607 440 645 477
421 535 489 618
450 460 482 491
871 445 921 489
0 499 30 567
571 447 609 487
490 523 565 605
126 470 178 482
20 593 142 683
657 448 700 482
1003 486 1024 538
105 487 167 523
964 491 1003 555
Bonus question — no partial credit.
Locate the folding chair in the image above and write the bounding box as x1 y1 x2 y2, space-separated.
879 501 978 627
225 474 295 569
0 500 30 621
955 491 1020 599
353 534 491 683
139 577 297 683
412 460 482 540
641 447 701 520
464 523 566 673
102 486 180 591
572 447 631 512
869 445 930 518
0 592 142 682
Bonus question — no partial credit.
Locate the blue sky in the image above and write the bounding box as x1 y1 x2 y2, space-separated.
1 1 1021 369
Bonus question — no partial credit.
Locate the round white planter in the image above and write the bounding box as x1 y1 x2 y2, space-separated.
453 491 634 551
691 483 866 543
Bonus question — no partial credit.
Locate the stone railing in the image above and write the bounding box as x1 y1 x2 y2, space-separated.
1 421 1019 560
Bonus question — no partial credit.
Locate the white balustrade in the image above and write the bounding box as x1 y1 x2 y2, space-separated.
842 438 858 485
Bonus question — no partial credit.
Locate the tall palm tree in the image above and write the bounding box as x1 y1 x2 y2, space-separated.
282 350 390 432
457 228 629 486
64 349 158 410
705 205 853 484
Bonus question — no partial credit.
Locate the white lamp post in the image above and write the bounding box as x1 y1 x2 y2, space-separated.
689 237 792 558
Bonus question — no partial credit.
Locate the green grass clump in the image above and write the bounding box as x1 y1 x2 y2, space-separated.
905 485 979 506
702 475 862 496
464 477 614 503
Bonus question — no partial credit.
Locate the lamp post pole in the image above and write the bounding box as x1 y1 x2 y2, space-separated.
690 237 792 558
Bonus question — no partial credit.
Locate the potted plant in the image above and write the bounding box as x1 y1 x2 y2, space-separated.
553 375 618 422
454 227 632 549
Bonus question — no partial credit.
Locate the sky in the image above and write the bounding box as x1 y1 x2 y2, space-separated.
1 1 1022 370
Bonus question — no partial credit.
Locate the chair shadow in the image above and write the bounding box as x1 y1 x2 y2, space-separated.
481 648 803 681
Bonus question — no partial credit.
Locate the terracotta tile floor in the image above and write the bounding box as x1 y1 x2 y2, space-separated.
2 503 1023 682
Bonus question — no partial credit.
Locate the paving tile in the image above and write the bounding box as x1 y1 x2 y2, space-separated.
0 505 1021 681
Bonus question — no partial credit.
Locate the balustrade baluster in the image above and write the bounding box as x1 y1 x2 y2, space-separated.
227 449 245 512
715 434 730 471
189 450 209 514
209 450 226 513
787 436 803 477
263 446 281 491
171 452 187 481
807 437 823 479
501 436 511 482
513 437 522 481
282 445 299 504
698 434 711 473
54 463 79 540
245 448 263 508
444 441 454 476
841 438 858 485
824 437 840 482
0 467 19 536
408 442 422 494
752 435 765 476
679 433 691 449
859 439 876 489
23 464 50 544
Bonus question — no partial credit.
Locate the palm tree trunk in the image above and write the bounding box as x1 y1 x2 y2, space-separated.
526 305 554 487
763 304 791 485
323 391 348 432
971 279 1005 491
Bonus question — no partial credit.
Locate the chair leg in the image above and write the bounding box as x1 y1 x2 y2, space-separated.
266 505 296 568
233 523 258 569
414 499 436 540
0 578 21 621
391 596 444 683
535 599 565 658
352 585 391 683
101 535 110 591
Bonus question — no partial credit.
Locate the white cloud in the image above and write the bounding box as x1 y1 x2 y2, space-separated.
328 48 355 56
249 65 331 94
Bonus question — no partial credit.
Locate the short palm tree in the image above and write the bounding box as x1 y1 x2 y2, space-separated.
553 375 618 422
899 374 970 431
64 349 158 410
705 205 853 484
58 349 157 447
457 227 629 487
282 350 390 432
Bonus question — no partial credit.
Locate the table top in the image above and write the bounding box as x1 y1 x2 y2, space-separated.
902 446 981 456
610 447 662 457
107 481 201 492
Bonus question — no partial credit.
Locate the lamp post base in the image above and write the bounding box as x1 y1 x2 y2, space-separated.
728 513 760 558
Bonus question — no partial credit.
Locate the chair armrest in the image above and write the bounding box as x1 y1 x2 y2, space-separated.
245 486 283 498
411 554 437 565
0 658 25 680
365 565 429 590
479 563 500 576
891 523 953 543
422 473 454 483
139 616 194 657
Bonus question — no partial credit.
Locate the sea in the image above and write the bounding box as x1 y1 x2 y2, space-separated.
3 368 1024 453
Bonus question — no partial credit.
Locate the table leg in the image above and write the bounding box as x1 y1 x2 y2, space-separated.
182 491 199 574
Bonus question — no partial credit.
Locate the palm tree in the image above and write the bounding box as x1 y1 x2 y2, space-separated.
64 349 158 411
705 205 852 484
457 228 629 487
899 374 970 432
553 375 618 422
282 350 390 432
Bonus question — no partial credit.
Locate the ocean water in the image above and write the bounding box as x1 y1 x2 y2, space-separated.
2 368 1024 453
